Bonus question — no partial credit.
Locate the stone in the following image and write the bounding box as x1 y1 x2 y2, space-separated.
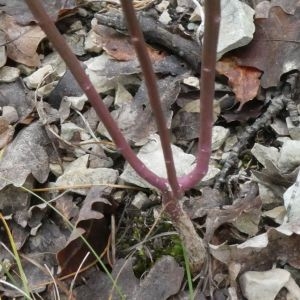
217 0 255 59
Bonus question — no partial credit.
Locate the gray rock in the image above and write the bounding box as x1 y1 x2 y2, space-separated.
217 0 255 59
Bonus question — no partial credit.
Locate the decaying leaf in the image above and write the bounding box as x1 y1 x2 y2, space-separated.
55 193 79 221
57 186 115 276
204 183 260 241
98 76 181 144
221 100 265 123
216 57 262 108
74 256 184 300
0 0 78 25
172 110 199 140
0 14 46 66
210 221 300 277
0 181 32 223
54 154 118 195
0 79 35 121
0 122 50 190
25 221 68 254
103 54 189 77
0 252 54 297
234 5 300 88
92 22 166 62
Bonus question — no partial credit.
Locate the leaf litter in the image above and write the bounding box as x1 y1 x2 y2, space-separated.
1 0 300 299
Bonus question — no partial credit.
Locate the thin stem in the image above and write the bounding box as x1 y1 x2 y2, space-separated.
25 0 168 192
120 0 181 199
179 0 220 190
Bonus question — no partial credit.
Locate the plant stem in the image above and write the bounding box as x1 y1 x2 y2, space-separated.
25 0 220 273
120 0 182 199
25 0 169 192
179 0 220 190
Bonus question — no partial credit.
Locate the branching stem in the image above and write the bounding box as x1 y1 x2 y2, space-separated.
25 0 220 272
120 0 181 199
25 0 169 192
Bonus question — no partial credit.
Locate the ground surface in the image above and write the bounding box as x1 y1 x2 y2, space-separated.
1 0 300 299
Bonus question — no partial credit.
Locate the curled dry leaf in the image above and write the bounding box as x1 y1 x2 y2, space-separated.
57 186 115 276
92 22 166 62
0 14 45 67
216 57 262 108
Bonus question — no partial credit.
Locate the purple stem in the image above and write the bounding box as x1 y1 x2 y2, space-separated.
179 0 220 190
25 0 220 198
25 0 169 192
119 0 181 199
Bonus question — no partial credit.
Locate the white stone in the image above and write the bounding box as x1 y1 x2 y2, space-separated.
0 66 20 83
61 122 90 141
156 0 169 12
277 140 300 172
2 106 18 124
240 269 300 300
283 169 300 223
55 155 118 195
212 126 229 151
286 116 300 140
251 143 279 168
217 0 255 59
158 10 172 25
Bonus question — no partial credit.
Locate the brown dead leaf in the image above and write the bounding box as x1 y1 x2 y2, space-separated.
0 14 45 67
0 117 14 149
233 6 300 88
57 186 115 276
216 57 262 108
92 23 166 62
55 194 79 221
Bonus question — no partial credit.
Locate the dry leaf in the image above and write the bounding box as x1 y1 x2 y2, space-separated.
233 6 300 88
0 0 78 25
216 57 262 108
57 187 115 276
0 122 50 190
0 14 45 66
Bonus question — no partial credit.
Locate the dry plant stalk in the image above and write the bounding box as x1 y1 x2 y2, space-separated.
25 0 220 273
